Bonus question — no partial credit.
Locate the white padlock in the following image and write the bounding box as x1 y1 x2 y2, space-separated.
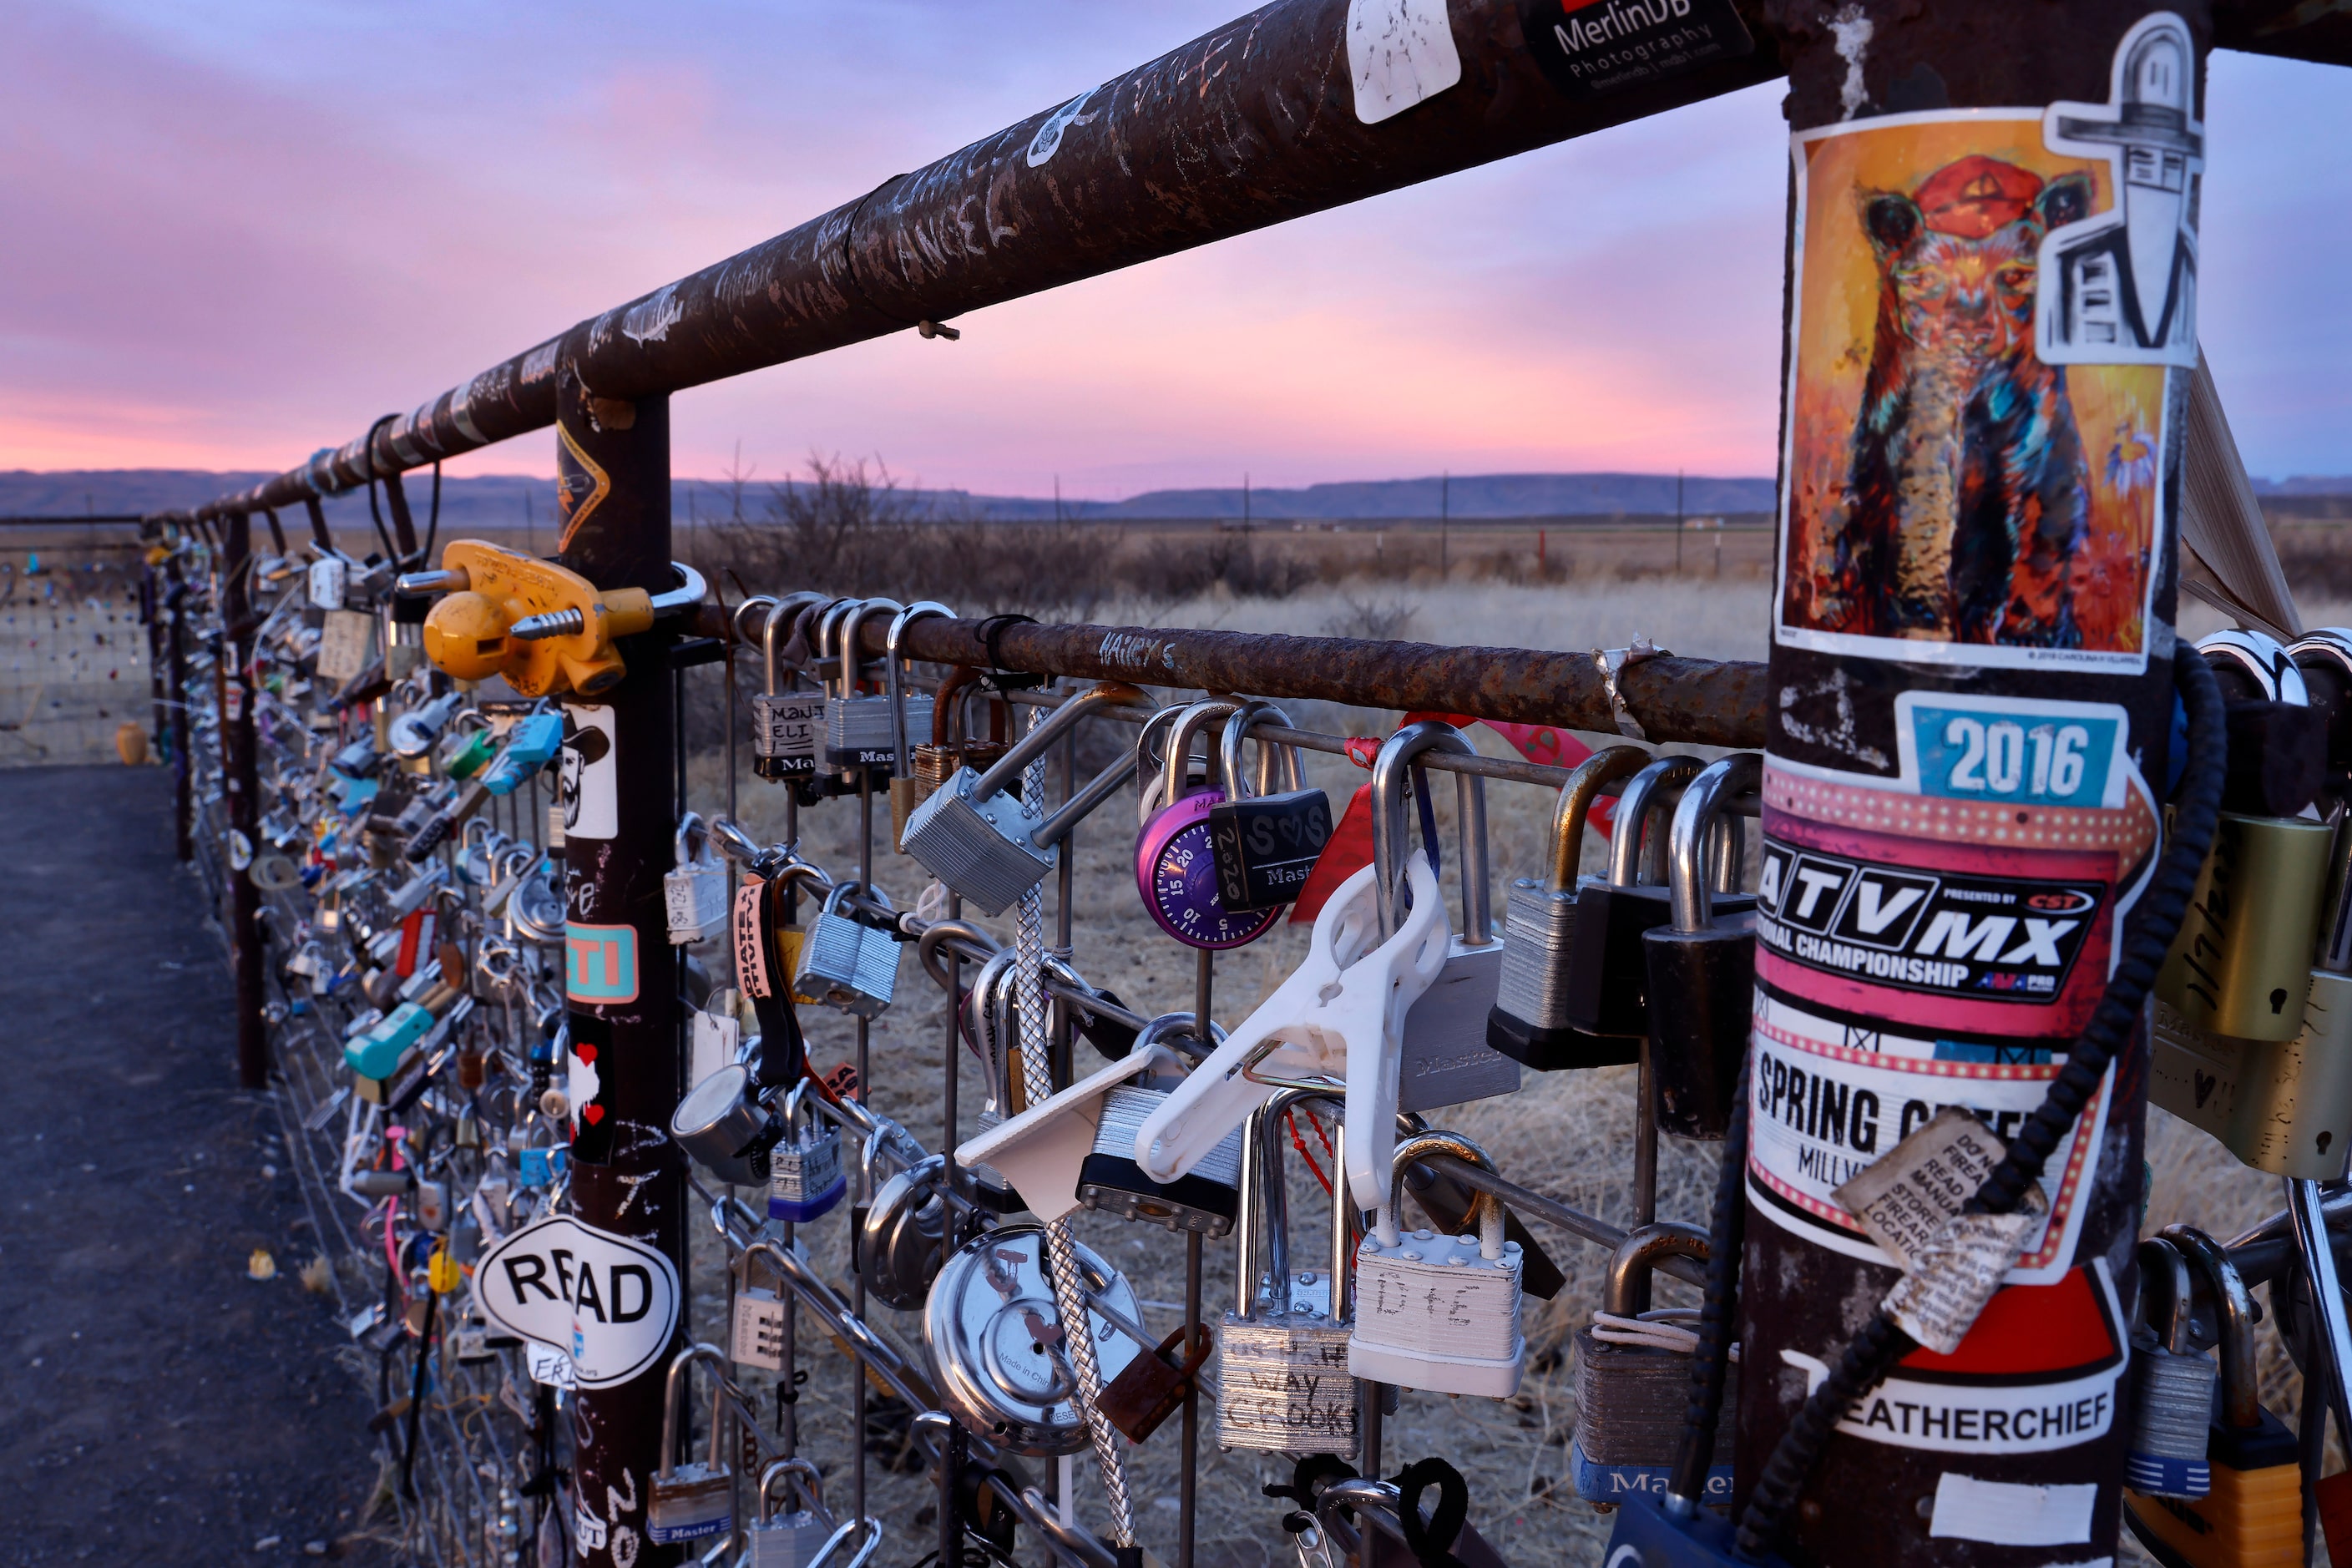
1134 850 1448 1189
665 812 730 945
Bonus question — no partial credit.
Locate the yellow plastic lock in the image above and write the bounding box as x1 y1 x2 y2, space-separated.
417 539 652 697
427 1245 463 1297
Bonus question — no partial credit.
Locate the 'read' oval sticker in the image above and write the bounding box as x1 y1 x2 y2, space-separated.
471 1214 680 1388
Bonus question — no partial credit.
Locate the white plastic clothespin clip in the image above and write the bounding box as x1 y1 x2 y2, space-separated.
1134 851 1449 1189
957 1043 1184 1222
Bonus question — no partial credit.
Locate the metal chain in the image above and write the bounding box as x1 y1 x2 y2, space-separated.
1014 705 1137 1546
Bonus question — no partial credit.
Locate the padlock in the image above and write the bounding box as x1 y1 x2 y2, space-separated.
1348 1156 1523 1399
858 1150 948 1310
1099 1323 1214 1444
2152 810 2352 1177
478 711 562 797
902 682 1156 915
911 665 1009 816
1570 1222 1734 1510
1372 721 1520 1113
399 541 705 698
387 691 462 759
1641 754 1760 1141
664 811 730 945
769 1080 847 1223
792 880 902 1018
2124 1227 2299 1567
746 1457 840 1568
1207 700 1333 913
1079 1016 1243 1236
827 598 928 771
883 599 952 843
1217 1089 1358 1456
670 1062 783 1186
646 1345 735 1545
2126 1236 2217 1500
731 1254 788 1372
441 723 497 781
1136 698 1284 948
1564 756 1757 1039
1488 745 1652 1071
752 593 832 782
923 1221 1146 1455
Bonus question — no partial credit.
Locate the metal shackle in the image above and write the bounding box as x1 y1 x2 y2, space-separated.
1607 754 1703 890
838 599 904 701
673 810 706 871
969 682 1155 804
1234 1086 1348 1323
1370 720 1490 945
2160 1223 2260 1429
1218 700 1305 805
657 1342 732 1480
759 591 831 696
758 1456 828 1526
813 599 863 700
1388 1130 1505 1260
1133 706 1186 822
1666 754 1761 933
1604 1221 1710 1317
2200 627 2309 706
1539 745 1651 894
916 918 999 992
2135 1235 2196 1356
1159 697 1244 811
883 601 953 776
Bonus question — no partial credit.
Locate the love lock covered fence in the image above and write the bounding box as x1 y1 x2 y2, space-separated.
142 3 2352 1566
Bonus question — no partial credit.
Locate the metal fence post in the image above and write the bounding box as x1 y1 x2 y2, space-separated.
221 510 270 1089
1737 3 2202 1559
551 341 687 1567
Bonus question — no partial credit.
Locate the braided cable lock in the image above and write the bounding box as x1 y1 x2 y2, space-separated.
1731 650 2228 1560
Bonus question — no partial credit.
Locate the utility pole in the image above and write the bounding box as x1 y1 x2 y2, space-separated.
552 343 687 1568
1440 470 1449 578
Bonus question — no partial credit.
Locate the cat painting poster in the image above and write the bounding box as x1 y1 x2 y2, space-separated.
1774 111 2179 675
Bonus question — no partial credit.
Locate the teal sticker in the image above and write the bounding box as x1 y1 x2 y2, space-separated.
1894 693 2129 811
566 923 640 1004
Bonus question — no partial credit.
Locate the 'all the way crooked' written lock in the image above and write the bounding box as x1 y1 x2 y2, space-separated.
1217 1090 1358 1457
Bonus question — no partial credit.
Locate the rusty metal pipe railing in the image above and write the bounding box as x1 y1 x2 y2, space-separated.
183 0 1788 521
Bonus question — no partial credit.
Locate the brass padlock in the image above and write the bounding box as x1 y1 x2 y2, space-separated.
1099 1323 1213 1444
2156 808 2332 1041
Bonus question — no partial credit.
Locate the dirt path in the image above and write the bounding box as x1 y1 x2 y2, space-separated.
0 766 394 1565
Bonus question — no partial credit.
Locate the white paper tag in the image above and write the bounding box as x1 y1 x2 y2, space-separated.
1883 1211 2040 1355
1834 1105 2025 1271
316 609 375 684
690 1008 740 1089
1346 0 1460 124
527 1342 578 1388
1927 1471 2097 1546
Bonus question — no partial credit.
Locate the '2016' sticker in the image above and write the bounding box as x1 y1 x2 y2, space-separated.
1894 691 2130 810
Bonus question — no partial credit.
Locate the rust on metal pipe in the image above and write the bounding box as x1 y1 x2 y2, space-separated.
836 612 1769 747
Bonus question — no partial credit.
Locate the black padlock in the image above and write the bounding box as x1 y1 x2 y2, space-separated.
1207 701 1332 912
1561 756 1721 1039
1642 753 1760 1140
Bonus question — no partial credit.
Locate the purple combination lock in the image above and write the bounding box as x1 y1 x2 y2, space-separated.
1134 701 1281 950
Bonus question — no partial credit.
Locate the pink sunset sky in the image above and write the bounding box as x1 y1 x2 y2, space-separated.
4 3 2347 500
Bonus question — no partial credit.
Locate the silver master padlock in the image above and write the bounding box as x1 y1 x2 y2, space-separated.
825 599 913 771
900 683 1154 916
732 1279 787 1373
746 1458 840 1568
646 1345 734 1545
664 812 730 945
2125 1235 2216 1500
1348 1141 1523 1399
792 880 901 1019
1571 1222 1734 1511
1373 721 1520 1113
768 1080 847 1223
1217 1090 1358 1456
752 593 830 782
1078 1018 1244 1237
1490 745 1651 1070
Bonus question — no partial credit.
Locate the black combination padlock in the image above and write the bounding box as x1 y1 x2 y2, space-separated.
1641 753 1760 1140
